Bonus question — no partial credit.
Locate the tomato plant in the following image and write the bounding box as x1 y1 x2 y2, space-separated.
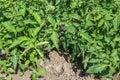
0 0 120 79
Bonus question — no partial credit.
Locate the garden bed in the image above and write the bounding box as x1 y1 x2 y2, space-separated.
1 51 120 80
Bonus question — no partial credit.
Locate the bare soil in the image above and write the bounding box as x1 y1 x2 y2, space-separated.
39 51 92 80
0 51 119 80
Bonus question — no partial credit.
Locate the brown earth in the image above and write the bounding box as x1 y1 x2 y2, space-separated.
39 51 92 80
0 51 119 80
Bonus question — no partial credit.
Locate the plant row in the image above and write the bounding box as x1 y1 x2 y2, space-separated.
0 0 120 79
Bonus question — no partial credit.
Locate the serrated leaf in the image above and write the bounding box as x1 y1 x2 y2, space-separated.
25 60 30 67
114 37 120 42
73 23 80 26
12 54 18 70
83 56 89 69
33 21 45 37
31 71 38 80
50 31 59 50
8 74 12 80
89 59 103 63
96 53 107 58
11 48 18 70
81 32 92 42
69 13 80 20
88 46 96 52
30 53 35 61
65 24 76 33
36 41 49 46
47 14 56 25
47 4 55 11
86 14 91 21
0 42 2 49
16 27 25 32
105 14 113 20
9 36 28 49
98 19 104 27
23 19 37 24
56 0 60 5
104 36 111 43
97 41 103 47
33 27 41 37
19 4 26 16
86 20 94 27
113 15 120 31
85 14 94 28
108 67 116 76
38 68 47 76
35 49 44 58
8 68 15 73
87 64 107 73
2 21 16 32
96 14 102 20
103 60 109 63
33 12 42 25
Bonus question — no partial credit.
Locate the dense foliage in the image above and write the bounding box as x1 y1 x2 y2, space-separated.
0 0 120 79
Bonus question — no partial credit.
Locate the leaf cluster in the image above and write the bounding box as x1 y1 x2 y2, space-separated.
0 0 120 79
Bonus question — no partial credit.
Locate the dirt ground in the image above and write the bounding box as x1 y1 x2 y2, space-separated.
39 51 93 80
0 51 119 80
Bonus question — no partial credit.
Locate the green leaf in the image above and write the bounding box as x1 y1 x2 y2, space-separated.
46 4 55 11
8 68 15 73
31 72 38 80
87 64 107 73
0 77 5 80
114 37 120 41
20 45 34 57
36 41 49 47
83 56 89 69
104 14 113 20
12 54 18 70
50 31 59 50
96 14 102 20
56 0 60 5
19 4 26 16
23 19 37 24
9 36 29 49
96 53 107 58
86 20 94 27
113 15 120 31
65 24 76 33
35 48 44 58
0 61 6 65
88 46 96 52
103 60 109 64
11 48 18 70
0 42 2 49
108 66 116 76
89 59 103 63
16 27 25 32
8 74 12 80
25 60 30 67
33 27 41 37
47 14 56 25
85 14 94 28
81 32 92 42
38 68 47 76
98 19 104 27
97 41 103 47
33 20 45 36
30 53 35 61
33 12 42 25
101 66 116 77
69 13 80 20
2 21 16 33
